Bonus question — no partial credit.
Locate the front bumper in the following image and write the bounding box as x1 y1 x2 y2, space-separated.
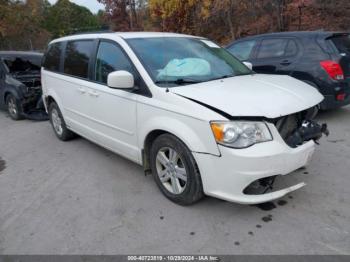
193 123 315 204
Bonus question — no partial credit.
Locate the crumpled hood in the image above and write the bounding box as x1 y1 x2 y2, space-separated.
171 74 324 119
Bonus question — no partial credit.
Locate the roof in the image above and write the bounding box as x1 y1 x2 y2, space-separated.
229 31 349 44
50 31 200 44
0 51 43 57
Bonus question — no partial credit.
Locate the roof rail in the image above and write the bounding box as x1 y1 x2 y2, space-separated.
69 25 113 36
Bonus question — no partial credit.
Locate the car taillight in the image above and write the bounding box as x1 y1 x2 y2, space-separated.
320 60 344 80
336 93 346 101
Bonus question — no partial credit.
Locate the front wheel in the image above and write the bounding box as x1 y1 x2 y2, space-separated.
6 94 23 120
150 134 204 205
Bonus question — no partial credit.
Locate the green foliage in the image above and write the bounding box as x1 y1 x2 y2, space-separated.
0 0 103 50
43 0 101 38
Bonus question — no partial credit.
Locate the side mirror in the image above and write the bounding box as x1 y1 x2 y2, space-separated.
243 61 253 70
107 70 134 89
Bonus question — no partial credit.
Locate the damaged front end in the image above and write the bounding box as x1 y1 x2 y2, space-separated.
244 106 329 196
16 75 48 121
275 107 329 148
2 53 48 121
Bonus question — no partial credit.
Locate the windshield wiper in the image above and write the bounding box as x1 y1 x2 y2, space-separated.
204 74 235 82
155 78 203 86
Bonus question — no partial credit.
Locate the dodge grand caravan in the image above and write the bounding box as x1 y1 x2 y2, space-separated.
41 32 328 205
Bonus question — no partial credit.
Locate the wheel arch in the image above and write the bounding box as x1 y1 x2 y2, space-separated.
43 89 64 114
45 95 56 107
4 90 20 104
142 129 170 173
140 118 220 172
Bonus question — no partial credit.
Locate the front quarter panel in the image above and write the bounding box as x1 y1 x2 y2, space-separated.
137 91 224 156
2 75 24 104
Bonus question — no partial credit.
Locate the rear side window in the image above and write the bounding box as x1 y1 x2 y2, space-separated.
95 41 135 84
43 43 62 72
257 38 288 59
64 40 94 79
227 40 256 61
330 35 350 54
257 38 298 59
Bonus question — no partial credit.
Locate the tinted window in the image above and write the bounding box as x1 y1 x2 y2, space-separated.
64 40 93 78
257 38 288 59
43 43 62 72
227 40 256 61
330 35 350 54
95 41 134 84
285 40 298 57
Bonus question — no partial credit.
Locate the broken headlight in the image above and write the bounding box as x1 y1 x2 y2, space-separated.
210 121 272 148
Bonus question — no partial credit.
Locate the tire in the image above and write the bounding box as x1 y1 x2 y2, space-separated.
150 134 204 205
48 102 75 141
6 94 23 121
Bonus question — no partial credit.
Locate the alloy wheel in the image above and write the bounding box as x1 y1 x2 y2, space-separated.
51 108 63 136
155 147 188 194
7 97 17 117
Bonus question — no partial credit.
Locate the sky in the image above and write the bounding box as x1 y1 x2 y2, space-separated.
47 0 105 14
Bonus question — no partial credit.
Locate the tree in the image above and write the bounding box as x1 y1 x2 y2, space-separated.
43 0 101 37
98 0 143 31
0 0 51 50
149 0 210 34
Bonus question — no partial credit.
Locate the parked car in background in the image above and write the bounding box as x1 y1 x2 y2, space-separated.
42 32 328 205
0 51 48 121
227 31 350 110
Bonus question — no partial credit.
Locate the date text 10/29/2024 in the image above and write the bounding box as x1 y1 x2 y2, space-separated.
127 256 220 261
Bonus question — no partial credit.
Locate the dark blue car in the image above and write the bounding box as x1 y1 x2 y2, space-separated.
0 51 47 120
227 31 350 110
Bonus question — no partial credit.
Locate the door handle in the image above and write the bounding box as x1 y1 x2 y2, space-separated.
78 87 86 94
280 60 291 66
88 90 100 97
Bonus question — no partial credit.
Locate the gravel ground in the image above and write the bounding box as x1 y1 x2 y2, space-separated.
0 107 349 255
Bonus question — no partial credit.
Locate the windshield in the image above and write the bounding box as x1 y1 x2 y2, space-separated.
3 55 42 75
126 37 252 87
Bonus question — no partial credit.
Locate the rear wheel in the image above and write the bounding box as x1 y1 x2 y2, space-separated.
150 134 204 205
48 102 75 141
6 94 23 121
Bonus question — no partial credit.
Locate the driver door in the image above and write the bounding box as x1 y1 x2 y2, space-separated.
83 40 139 162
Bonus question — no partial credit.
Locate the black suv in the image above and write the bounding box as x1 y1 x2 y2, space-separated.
0 51 48 120
227 31 350 109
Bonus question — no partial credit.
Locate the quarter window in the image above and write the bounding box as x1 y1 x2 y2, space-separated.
64 40 94 79
285 40 298 57
227 40 256 61
43 42 62 72
95 41 134 84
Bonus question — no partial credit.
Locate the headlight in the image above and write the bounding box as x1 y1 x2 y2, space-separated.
210 121 272 148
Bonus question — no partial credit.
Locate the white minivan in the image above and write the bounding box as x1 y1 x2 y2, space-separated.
41 32 328 205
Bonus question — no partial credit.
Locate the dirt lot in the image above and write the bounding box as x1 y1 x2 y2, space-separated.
0 107 349 255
